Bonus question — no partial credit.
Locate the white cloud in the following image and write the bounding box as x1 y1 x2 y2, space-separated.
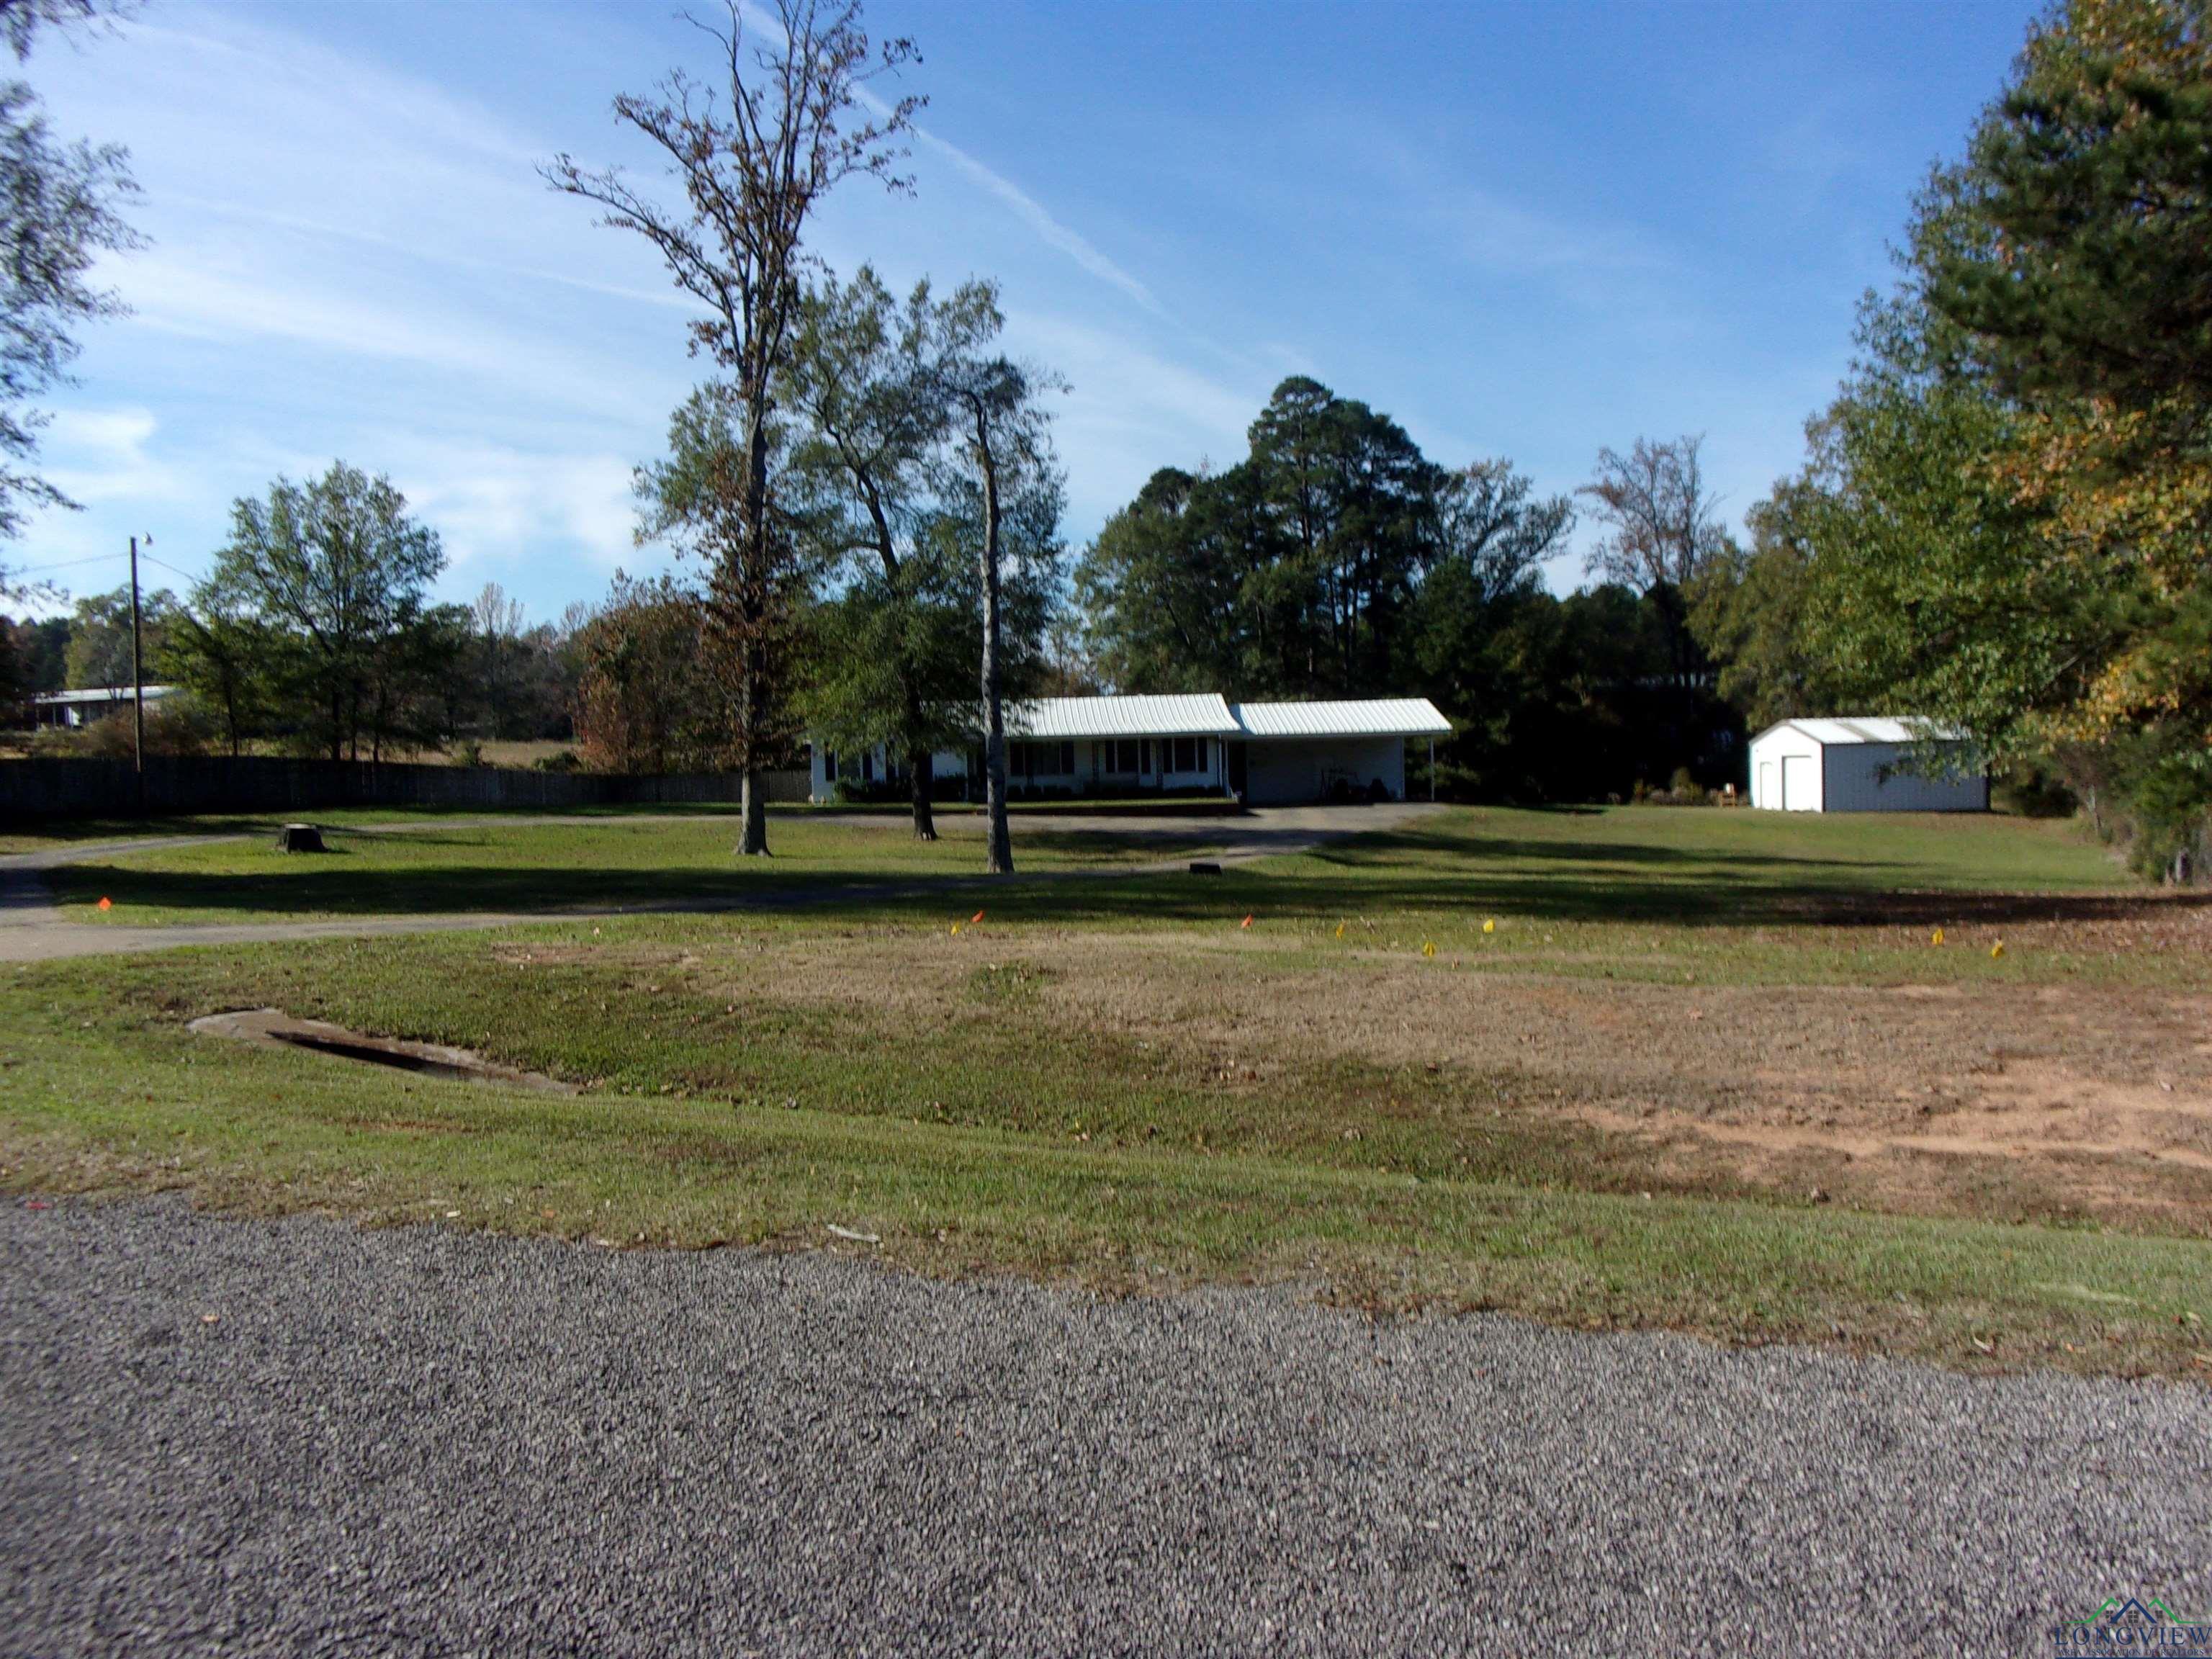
912 127 1163 317
39 406 187 513
384 444 642 575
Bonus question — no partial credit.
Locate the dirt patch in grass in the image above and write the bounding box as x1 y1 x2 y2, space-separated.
701 924 2212 1233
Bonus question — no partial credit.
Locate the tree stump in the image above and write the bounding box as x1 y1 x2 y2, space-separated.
274 823 327 854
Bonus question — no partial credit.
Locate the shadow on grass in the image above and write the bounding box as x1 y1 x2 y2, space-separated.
948 868 2206 930
45 814 2188 932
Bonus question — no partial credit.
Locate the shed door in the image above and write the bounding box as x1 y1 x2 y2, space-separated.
1781 754 1815 811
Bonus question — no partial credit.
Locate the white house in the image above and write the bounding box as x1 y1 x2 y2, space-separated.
30 685 179 729
810 693 1452 806
1748 717 1987 813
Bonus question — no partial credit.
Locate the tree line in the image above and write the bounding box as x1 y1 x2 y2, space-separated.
1 0 2201 877
1073 377 1747 803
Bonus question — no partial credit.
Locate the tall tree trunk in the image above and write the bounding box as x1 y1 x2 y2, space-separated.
737 634 770 858
975 414 1013 876
907 742 936 841
734 386 774 858
864 491 936 842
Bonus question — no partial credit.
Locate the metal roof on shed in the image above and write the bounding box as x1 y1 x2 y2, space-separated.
1007 694 1238 739
1231 698 1452 739
1754 716 1968 747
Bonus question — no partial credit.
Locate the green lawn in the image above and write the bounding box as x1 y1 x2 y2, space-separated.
41 811 1234 924
6 804 2208 1377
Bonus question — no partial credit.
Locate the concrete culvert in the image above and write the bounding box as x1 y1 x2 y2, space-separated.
273 823 327 854
189 1008 577 1093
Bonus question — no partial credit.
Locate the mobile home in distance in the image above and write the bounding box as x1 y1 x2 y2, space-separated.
1748 717 1987 813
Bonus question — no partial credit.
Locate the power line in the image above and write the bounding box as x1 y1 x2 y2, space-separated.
6 550 128 577
138 552 199 585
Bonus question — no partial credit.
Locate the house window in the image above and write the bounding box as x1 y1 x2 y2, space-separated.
823 750 838 782
1112 739 1140 772
1014 741 1073 778
1171 736 1197 773
860 750 874 783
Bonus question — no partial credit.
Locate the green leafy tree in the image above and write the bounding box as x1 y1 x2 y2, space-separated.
1688 464 1855 732
161 595 273 757
61 580 174 688
1076 379 1452 701
202 462 449 763
780 267 1003 838
1074 466 1259 694
0 0 138 576
634 381 821 801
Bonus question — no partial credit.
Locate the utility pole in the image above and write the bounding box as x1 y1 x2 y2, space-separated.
129 534 147 810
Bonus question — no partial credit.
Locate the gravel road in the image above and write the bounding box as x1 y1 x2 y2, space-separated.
4 1197 2206 1656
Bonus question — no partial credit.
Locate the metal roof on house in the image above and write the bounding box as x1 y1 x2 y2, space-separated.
997 693 1452 742
1754 716 1969 747
1231 698 1452 739
1007 693 1238 739
32 685 178 705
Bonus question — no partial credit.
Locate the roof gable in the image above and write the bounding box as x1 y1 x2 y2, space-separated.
1753 716 1969 747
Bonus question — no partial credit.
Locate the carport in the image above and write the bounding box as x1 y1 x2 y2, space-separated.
1228 699 1452 805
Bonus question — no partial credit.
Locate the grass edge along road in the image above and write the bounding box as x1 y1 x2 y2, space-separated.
2 988 2204 1380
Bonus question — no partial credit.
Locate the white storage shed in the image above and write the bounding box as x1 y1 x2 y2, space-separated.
1748 717 1987 813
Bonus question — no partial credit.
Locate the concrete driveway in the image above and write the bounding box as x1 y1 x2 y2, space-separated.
0 804 1442 962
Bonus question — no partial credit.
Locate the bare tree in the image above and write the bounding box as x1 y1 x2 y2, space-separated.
472 581 523 642
543 0 920 855
1439 459 1574 605
1576 435 1730 594
470 581 526 735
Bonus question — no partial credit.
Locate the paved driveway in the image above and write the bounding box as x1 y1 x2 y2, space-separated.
0 804 1440 962
3 1197 2206 1657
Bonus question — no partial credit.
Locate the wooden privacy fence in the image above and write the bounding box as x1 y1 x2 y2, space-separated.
0 757 811 823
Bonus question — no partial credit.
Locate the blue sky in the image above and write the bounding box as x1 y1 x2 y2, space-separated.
16 0 2037 628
